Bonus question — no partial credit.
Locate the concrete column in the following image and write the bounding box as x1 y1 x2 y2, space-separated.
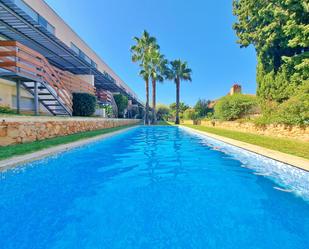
16 80 21 114
34 82 39 116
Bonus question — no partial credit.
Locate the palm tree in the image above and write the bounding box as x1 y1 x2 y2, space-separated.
131 30 158 125
139 63 151 124
149 48 168 124
166 60 192 124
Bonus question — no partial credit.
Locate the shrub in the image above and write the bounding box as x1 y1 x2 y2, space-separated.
202 112 215 121
113 94 128 118
183 108 198 120
214 94 258 121
72 93 96 116
101 105 113 118
169 102 189 119
275 84 308 125
156 104 170 121
194 99 212 118
0 105 15 114
255 84 309 126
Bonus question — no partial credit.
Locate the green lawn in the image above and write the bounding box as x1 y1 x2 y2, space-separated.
183 124 309 160
0 125 135 161
156 120 173 125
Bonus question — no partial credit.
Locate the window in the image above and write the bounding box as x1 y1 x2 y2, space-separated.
71 43 80 55
71 43 94 66
13 0 55 34
79 51 85 60
38 15 55 34
13 0 38 22
80 51 91 64
84 54 92 65
91 60 97 69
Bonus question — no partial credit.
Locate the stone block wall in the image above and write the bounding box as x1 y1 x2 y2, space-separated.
198 120 309 142
0 117 140 146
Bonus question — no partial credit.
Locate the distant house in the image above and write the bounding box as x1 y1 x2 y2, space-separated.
229 84 242 95
208 83 256 109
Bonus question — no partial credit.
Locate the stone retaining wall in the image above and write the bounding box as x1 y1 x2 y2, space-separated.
0 117 140 146
182 120 309 142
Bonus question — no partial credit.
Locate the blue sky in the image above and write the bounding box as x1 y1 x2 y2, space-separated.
45 0 257 106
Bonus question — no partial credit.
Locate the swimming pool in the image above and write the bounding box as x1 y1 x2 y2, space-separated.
0 126 308 249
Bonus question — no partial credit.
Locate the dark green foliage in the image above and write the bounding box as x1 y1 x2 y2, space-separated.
233 0 309 102
166 59 192 124
156 104 170 121
214 94 258 121
130 30 158 125
113 94 128 118
255 83 309 125
276 91 309 125
72 93 96 116
194 99 212 117
169 102 189 119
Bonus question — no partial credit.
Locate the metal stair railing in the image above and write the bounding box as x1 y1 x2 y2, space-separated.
0 40 73 115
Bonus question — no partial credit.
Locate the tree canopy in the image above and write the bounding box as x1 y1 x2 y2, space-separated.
194 99 212 117
156 104 171 121
113 94 128 118
233 0 309 102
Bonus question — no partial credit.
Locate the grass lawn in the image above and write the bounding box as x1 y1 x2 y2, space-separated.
156 121 173 125
183 124 309 160
0 125 135 161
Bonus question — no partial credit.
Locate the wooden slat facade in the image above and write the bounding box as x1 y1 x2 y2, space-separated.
0 41 96 111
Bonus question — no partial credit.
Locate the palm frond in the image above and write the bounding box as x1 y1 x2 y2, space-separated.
167 59 192 82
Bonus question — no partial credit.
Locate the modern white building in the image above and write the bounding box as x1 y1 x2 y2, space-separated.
0 0 142 115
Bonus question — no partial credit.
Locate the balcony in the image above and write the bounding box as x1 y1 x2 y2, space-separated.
0 41 95 116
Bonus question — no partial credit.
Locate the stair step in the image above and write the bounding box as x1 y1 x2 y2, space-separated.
38 93 52 96
40 99 58 102
44 104 61 106
52 109 66 111
27 86 46 90
52 113 69 115
22 82 72 116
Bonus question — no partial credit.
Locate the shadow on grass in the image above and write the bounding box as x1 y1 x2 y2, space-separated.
155 120 173 126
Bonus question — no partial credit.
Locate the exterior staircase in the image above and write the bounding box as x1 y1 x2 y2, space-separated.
21 81 72 116
0 41 73 116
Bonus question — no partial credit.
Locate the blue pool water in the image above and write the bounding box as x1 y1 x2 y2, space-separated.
0 126 309 249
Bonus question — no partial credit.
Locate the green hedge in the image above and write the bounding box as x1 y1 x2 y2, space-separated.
113 94 128 118
72 93 96 116
214 94 258 121
255 84 309 126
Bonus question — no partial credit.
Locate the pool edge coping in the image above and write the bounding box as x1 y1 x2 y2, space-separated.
0 126 138 171
180 125 309 172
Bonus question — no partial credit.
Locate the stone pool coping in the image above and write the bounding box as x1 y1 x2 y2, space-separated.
181 126 309 172
0 126 137 171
